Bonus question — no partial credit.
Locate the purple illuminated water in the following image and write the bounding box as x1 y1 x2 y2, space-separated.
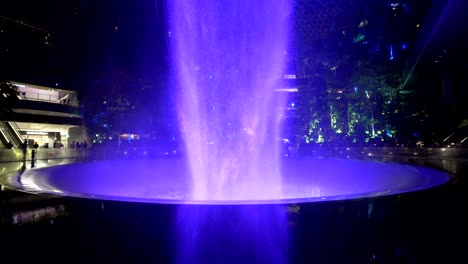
168 0 291 200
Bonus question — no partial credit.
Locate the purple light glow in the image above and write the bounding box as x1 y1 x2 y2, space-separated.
3 158 451 205
168 0 291 200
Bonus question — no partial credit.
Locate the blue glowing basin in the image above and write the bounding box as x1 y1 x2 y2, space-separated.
2 158 451 205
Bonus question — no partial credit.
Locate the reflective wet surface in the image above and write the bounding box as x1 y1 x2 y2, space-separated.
1 156 467 264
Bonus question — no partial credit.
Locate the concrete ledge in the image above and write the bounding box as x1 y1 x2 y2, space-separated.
294 146 468 161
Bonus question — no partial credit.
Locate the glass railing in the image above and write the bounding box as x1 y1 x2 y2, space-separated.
0 148 88 163
19 92 78 107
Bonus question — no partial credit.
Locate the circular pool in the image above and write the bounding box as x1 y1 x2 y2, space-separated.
1 157 452 204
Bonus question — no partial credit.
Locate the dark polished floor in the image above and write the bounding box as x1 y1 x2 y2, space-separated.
0 156 467 264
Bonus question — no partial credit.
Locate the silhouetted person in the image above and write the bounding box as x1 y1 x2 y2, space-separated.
31 149 36 168
6 141 14 149
20 139 28 161
33 141 39 149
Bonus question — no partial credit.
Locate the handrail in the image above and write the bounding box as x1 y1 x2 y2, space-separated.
0 124 12 145
7 122 24 144
0 122 22 147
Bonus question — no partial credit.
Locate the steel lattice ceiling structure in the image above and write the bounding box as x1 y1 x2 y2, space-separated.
293 0 380 40
292 0 385 61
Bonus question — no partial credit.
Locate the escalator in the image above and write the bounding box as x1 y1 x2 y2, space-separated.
0 122 23 148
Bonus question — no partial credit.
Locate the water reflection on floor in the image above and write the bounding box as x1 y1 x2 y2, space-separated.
0 157 467 264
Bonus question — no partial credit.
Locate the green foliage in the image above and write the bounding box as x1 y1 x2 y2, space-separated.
292 37 411 145
347 60 405 135
0 81 20 113
353 33 366 43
